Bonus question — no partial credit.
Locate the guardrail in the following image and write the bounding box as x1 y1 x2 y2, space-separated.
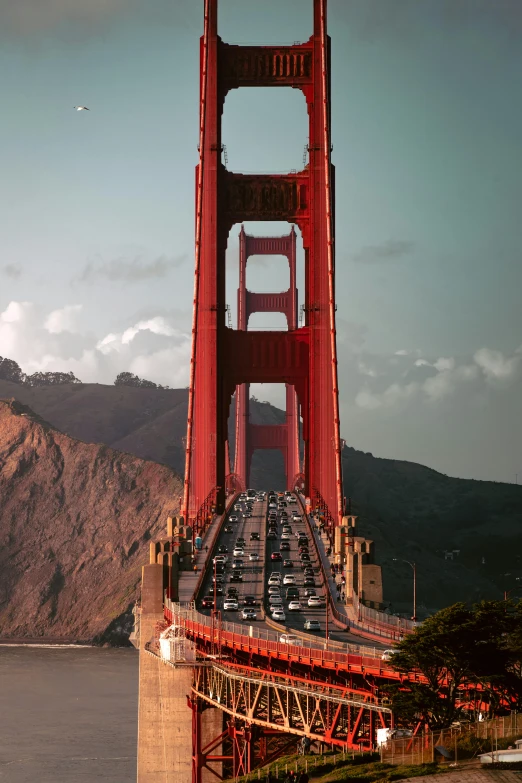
165 600 392 663
191 492 240 603
351 593 415 642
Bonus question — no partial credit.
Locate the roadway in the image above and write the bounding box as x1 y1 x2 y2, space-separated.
197 489 387 650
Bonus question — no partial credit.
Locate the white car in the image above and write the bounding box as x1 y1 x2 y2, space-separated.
269 598 283 610
283 574 296 585
281 532 291 540
268 586 281 596
279 633 303 646
288 601 302 611
268 575 281 586
213 555 227 565
249 552 259 562
223 600 238 611
272 608 286 622
293 515 301 523
241 608 257 621
233 547 245 557
229 515 238 522
307 596 324 607
381 649 399 662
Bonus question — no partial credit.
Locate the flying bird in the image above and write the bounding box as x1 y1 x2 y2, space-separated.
73 106 90 111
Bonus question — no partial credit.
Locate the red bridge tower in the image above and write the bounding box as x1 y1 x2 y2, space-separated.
183 0 344 535
233 226 301 491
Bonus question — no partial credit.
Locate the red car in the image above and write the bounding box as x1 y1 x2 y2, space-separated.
271 552 282 561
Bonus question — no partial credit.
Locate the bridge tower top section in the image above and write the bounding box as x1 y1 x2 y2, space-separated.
183 0 344 538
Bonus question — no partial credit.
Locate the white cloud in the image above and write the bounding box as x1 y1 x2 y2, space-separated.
474 347 520 381
45 304 83 334
414 359 431 367
0 300 191 387
433 357 455 372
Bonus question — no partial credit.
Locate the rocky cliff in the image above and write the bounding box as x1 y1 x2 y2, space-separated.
0 399 182 643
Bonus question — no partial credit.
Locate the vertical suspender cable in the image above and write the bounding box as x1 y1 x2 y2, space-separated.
182 0 210 521
319 0 344 525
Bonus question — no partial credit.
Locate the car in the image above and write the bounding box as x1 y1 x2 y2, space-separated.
285 586 299 600
202 596 214 608
288 601 302 611
281 532 291 540
381 649 399 662
307 596 324 607
271 608 286 622
268 503 277 509
236 538 246 545
213 555 227 565
232 559 243 569
268 574 281 586
230 572 243 582
283 559 293 568
304 619 321 631
249 552 259 562
223 599 238 611
243 595 257 606
267 530 277 539
293 515 302 523
250 532 260 541
233 504 241 510
269 601 283 612
304 577 316 587
304 588 316 597
227 588 238 598
212 575 224 584
280 541 290 551
215 586 224 596
279 633 302 646
283 574 296 585
271 552 282 561
282 526 292 533
298 546 309 554
300 553 311 561
233 547 245 557
224 525 233 533
241 608 257 620
268 586 281 596
218 544 228 553
304 570 315 579
243 512 252 518
229 515 238 522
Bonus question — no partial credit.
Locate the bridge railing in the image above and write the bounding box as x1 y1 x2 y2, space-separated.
164 599 385 661
351 593 416 641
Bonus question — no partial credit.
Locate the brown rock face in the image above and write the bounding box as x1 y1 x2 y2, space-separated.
0 399 181 643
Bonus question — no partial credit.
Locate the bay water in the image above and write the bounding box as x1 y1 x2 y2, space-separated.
0 646 138 782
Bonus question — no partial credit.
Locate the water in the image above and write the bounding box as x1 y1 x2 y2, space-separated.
0 646 138 782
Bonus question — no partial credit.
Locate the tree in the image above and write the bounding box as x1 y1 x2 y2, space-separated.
114 372 164 389
0 356 24 383
24 371 82 386
388 601 519 729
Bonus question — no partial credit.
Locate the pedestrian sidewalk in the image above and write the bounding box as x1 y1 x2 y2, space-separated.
311 521 350 624
177 508 229 603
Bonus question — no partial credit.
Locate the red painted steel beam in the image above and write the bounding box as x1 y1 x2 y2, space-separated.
186 0 344 530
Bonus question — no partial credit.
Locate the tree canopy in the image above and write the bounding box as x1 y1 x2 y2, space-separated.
114 372 168 389
0 357 82 386
387 600 522 729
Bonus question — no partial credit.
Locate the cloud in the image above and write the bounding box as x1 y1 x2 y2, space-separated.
78 255 186 284
0 300 191 387
44 304 83 334
2 264 22 279
474 347 520 382
433 357 455 372
351 240 415 264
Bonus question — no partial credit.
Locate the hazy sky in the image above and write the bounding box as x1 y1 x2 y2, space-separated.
1 0 521 483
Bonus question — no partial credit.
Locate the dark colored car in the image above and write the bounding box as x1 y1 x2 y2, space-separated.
300 553 311 562
250 532 260 541
236 538 246 545
243 595 257 606
202 596 214 608
267 530 277 539
271 552 282 561
218 544 228 553
283 559 293 568
280 541 291 551
227 588 238 597
299 546 309 554
224 524 233 533
304 577 316 587
230 572 243 582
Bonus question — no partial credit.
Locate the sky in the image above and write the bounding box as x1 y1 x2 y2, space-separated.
0 0 521 483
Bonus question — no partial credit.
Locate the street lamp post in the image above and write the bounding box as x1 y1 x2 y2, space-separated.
393 558 417 622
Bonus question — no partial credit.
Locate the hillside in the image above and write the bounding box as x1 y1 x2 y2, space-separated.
0 398 182 642
1 381 521 616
